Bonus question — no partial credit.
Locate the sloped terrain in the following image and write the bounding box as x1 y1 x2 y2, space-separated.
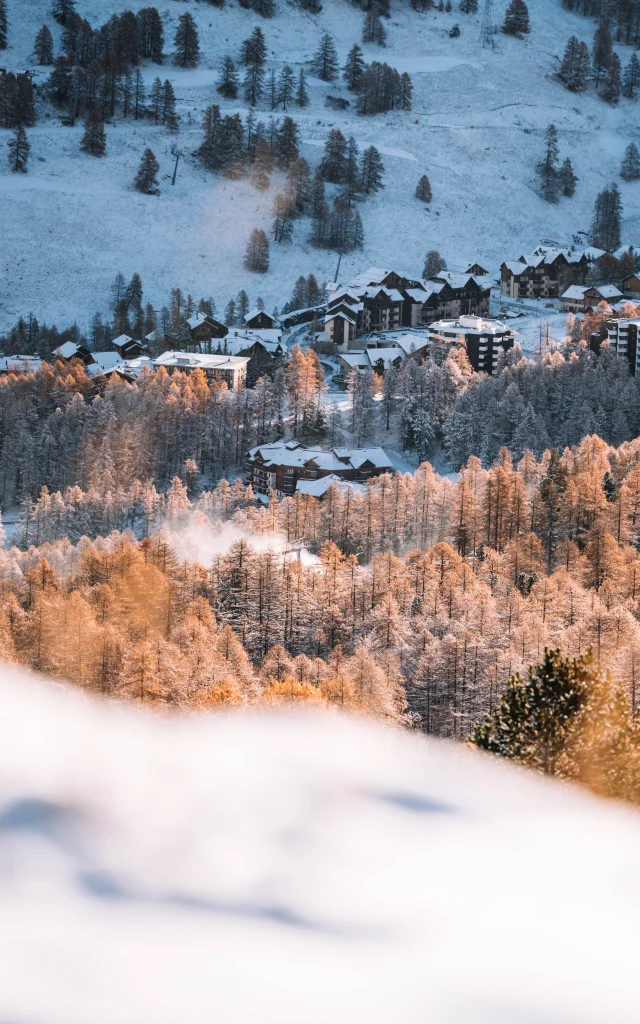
1 0 639 330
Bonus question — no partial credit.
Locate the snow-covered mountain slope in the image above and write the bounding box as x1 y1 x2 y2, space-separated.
1 0 639 331
0 664 640 1022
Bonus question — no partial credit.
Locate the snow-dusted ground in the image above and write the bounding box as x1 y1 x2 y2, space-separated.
2 0 640 332
0 663 640 1022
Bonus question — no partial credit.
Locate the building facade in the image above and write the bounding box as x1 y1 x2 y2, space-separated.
246 440 393 497
500 248 588 300
427 315 516 374
590 317 640 376
153 351 249 389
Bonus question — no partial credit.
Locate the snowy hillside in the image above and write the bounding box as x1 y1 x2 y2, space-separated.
1 0 640 331
1 663 640 1022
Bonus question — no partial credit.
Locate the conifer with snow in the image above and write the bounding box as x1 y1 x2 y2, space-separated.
537 123 559 203
277 66 295 110
241 27 267 106
244 228 270 272
621 143 640 182
134 148 160 195
592 21 612 88
7 125 29 173
415 174 432 202
459 0 477 11
162 80 179 131
0 0 6 49
363 8 386 46
360 145 385 194
590 182 622 252
173 12 199 67
319 128 347 182
600 52 621 104
423 250 446 278
622 53 640 99
310 33 339 81
558 36 590 92
217 56 238 98
296 69 309 107
558 157 577 197
33 25 54 64
80 112 106 157
502 0 529 35
343 44 366 91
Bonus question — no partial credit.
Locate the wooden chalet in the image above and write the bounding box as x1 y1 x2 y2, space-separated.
112 334 146 359
500 248 588 300
246 440 393 498
244 308 280 330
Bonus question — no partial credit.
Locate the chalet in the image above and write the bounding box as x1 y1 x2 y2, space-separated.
427 315 516 375
53 341 94 364
244 308 280 330
246 440 392 497
0 354 42 375
337 330 431 378
500 247 588 300
112 334 146 359
623 274 640 298
324 266 490 351
590 317 640 377
153 351 249 389
466 262 489 276
562 284 623 313
219 329 285 385
164 313 228 352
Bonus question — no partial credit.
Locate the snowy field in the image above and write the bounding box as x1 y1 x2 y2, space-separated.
1 663 640 1022
2 0 640 331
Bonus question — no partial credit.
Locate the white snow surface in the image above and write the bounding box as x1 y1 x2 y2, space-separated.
3 0 640 331
0 664 640 1022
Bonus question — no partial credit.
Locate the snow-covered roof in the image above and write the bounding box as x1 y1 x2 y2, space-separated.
394 334 430 356
405 287 429 302
186 313 212 330
90 351 123 373
334 447 392 470
339 352 371 369
295 474 365 498
224 328 282 352
348 266 391 288
367 347 404 368
0 355 42 373
153 352 249 371
325 310 358 325
328 287 362 306
503 261 529 276
244 308 278 324
248 441 392 473
422 279 447 295
562 286 587 300
614 245 634 260
112 334 133 347
428 315 514 337
54 341 81 359
593 284 623 299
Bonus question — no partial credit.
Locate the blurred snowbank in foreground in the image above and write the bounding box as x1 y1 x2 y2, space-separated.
0 664 639 1023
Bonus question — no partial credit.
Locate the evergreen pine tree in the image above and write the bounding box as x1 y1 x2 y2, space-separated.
319 127 347 182
621 143 640 181
310 32 339 81
423 249 446 278
134 147 160 194
7 125 29 173
343 43 366 91
340 135 362 207
225 298 237 325
459 0 478 10
174 12 199 68
277 65 295 110
600 51 621 103
502 0 530 35
272 193 294 242
34 25 54 64
80 111 106 156
149 76 163 124
236 289 250 320
296 68 309 107
415 174 432 202
0 0 7 49
592 21 612 87
244 228 270 272
622 52 640 99
275 116 299 169
217 56 238 98
558 157 577 197
51 0 76 25
133 69 146 119
559 36 591 92
590 182 622 252
162 79 179 131
360 145 384 194
537 123 560 203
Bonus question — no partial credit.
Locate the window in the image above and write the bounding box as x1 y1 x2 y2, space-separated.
284 468 294 475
